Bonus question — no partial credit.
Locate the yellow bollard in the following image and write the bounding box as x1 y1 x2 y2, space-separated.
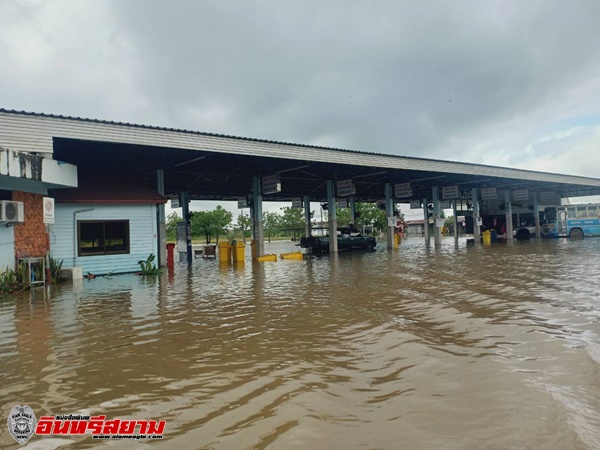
232 242 246 263
482 230 491 245
280 251 303 260
218 241 232 263
256 254 277 262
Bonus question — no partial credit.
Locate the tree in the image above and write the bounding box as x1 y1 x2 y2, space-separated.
279 206 305 238
263 211 281 242
190 206 233 244
166 212 181 241
237 211 251 243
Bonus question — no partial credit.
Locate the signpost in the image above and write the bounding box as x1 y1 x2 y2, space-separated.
395 182 412 198
481 188 497 200
513 189 529 201
410 199 422 209
262 174 281 194
337 179 355 197
442 185 459 200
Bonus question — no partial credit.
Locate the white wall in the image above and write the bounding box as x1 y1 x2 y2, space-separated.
0 225 14 269
49 203 158 275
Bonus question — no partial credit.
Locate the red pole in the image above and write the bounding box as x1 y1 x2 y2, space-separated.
166 243 175 268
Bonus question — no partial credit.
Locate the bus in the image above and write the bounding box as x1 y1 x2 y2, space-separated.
543 204 600 239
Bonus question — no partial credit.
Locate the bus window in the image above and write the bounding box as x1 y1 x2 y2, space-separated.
567 207 577 218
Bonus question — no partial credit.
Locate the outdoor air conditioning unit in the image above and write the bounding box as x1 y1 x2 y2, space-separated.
0 201 24 223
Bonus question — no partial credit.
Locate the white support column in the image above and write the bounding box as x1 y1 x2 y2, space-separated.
472 188 481 244
327 180 338 253
385 183 394 249
252 176 265 258
533 191 541 240
156 169 167 267
453 200 459 240
423 198 430 243
505 190 513 242
349 196 356 227
432 186 442 246
303 195 312 238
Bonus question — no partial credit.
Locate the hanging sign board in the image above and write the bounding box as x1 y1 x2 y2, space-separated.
439 200 451 209
410 199 422 209
170 196 180 208
395 182 412 198
540 191 557 203
43 197 55 224
336 179 355 197
481 188 497 200
292 198 303 208
513 189 529 201
262 174 281 194
442 185 459 200
237 198 248 209
336 198 348 209
436 218 445 228
387 216 398 227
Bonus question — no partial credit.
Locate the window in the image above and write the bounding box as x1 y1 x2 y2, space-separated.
78 220 129 256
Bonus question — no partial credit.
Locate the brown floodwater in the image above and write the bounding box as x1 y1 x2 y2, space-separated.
1 237 600 449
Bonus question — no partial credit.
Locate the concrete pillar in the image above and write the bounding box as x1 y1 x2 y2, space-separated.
252 176 265 258
180 191 192 264
303 195 311 237
505 190 513 241
432 186 442 246
385 183 395 249
327 180 338 253
453 200 459 240
423 198 430 242
472 188 481 244
156 169 167 267
349 196 356 226
533 191 541 240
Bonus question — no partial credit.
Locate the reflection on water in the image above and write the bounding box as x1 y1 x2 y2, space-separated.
1 238 600 449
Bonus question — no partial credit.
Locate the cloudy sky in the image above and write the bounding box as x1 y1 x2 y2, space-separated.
1 0 600 214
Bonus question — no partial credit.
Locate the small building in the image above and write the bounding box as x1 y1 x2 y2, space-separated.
49 172 166 275
0 147 77 270
405 219 426 235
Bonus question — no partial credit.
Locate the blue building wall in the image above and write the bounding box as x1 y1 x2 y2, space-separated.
0 226 15 269
49 203 158 275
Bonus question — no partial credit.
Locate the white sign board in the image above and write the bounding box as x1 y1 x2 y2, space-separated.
395 182 412 198
43 197 54 224
436 218 445 228
171 196 180 208
337 179 355 197
237 198 248 209
336 198 348 209
481 187 497 200
291 198 303 208
540 191 557 203
513 189 529 201
410 200 422 209
387 216 398 227
262 174 281 194
439 200 451 209
442 185 459 200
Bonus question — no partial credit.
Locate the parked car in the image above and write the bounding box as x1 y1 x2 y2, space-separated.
299 227 376 253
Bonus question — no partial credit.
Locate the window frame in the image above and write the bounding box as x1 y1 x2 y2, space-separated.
77 220 130 257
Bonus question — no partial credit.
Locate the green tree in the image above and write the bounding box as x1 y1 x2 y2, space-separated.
263 211 281 242
279 206 305 238
211 205 233 243
166 212 181 241
237 211 252 243
190 206 233 244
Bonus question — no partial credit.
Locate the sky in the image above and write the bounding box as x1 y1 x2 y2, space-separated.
1 0 600 218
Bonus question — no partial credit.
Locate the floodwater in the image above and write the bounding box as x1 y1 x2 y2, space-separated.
1 237 600 449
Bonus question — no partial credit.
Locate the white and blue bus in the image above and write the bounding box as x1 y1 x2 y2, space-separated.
543 204 600 239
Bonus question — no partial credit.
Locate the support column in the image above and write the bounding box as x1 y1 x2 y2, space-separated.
385 183 395 249
432 186 442 246
327 180 338 253
423 198 430 243
252 176 265 258
505 190 513 242
533 191 541 240
156 169 167 267
180 191 192 264
303 195 311 238
349 196 356 226
453 200 459 240
472 188 481 244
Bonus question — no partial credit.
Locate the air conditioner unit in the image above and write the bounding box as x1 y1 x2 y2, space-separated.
0 201 24 223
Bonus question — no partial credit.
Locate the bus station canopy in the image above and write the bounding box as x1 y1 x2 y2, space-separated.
3 109 600 202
